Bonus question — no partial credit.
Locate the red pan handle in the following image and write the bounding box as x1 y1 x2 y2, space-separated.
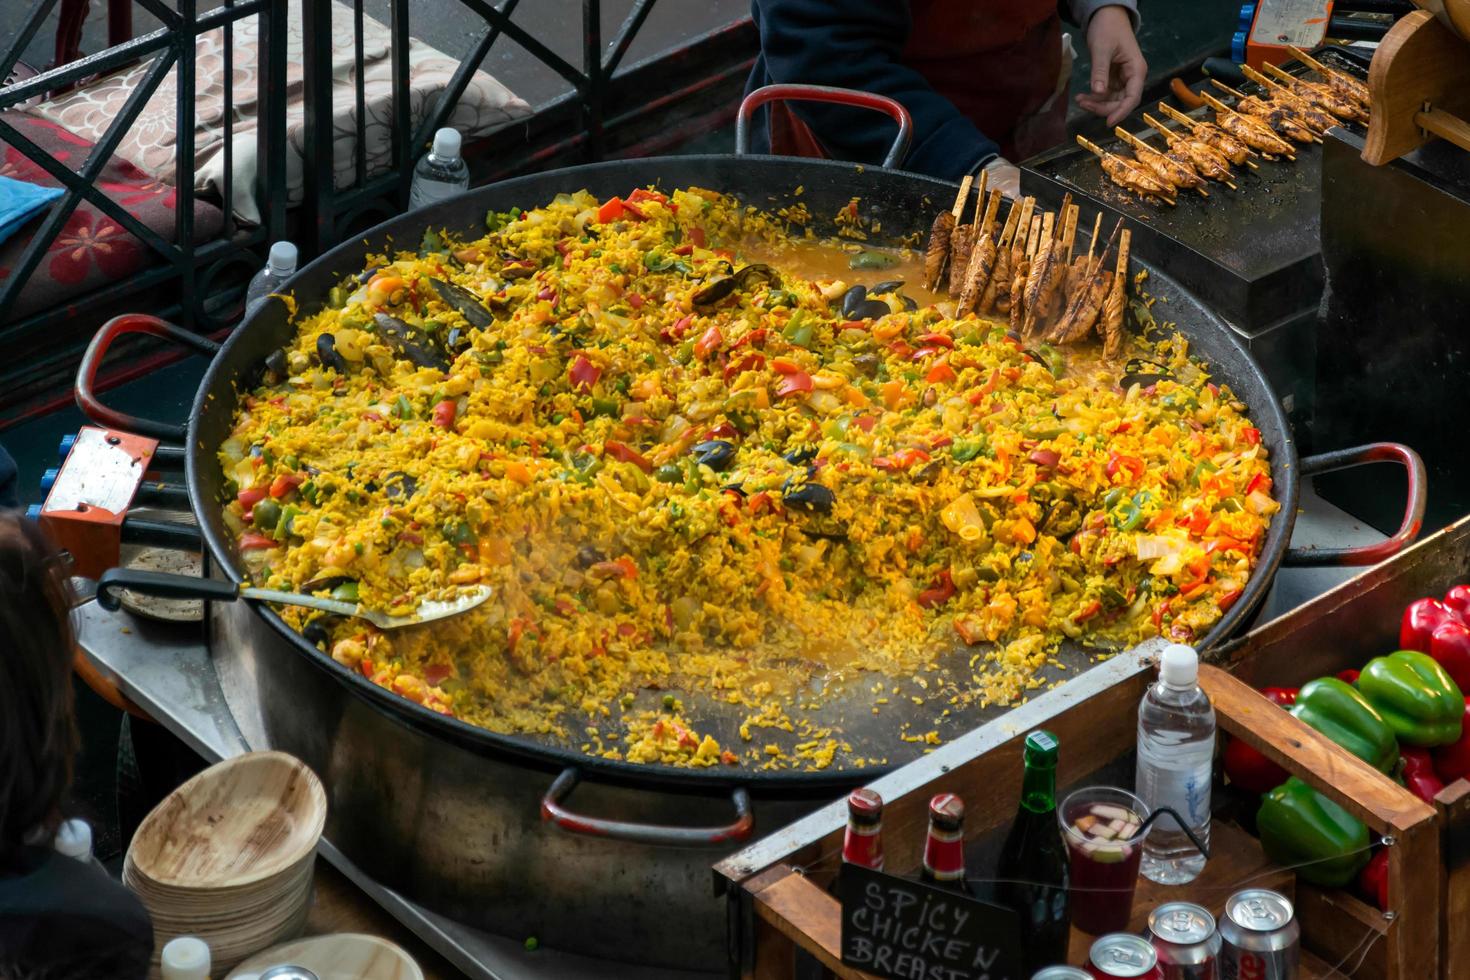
75 314 220 442
735 83 915 170
1284 442 1426 566
541 767 753 847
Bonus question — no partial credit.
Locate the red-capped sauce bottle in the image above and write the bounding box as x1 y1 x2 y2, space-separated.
920 793 968 892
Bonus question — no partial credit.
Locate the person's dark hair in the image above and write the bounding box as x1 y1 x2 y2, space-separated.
0 515 78 866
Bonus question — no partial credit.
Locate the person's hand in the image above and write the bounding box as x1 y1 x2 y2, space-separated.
982 157 1021 199
1075 6 1146 126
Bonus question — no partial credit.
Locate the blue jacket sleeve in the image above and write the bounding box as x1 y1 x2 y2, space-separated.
749 0 1001 180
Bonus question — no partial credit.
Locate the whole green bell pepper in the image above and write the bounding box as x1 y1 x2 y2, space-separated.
1290 677 1399 772
1358 650 1464 747
1257 777 1371 886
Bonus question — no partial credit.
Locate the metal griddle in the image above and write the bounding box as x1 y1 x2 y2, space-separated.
1021 49 1371 333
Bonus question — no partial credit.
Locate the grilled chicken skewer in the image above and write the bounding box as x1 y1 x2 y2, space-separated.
1022 211 1063 338
924 174 971 291
1209 80 1322 143
1115 127 1209 196
1239 64 1339 134
1077 135 1176 204
1261 61 1368 124
1156 102 1259 169
1048 219 1119 344
1010 216 1042 334
1287 45 1370 109
1200 93 1297 159
1144 113 1237 189
957 189 1003 313
979 200 1022 314
996 197 1035 317
1065 213 1103 298
947 171 987 297
1101 229 1131 362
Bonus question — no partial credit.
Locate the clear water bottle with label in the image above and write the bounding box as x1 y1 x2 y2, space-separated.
244 241 297 313
408 127 469 211
1136 643 1215 884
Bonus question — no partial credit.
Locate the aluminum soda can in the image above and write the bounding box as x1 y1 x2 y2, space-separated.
1088 933 1164 979
1032 968 1093 980
1219 889 1300 980
1149 901 1221 980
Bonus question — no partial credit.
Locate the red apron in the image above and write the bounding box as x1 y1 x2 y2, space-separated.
769 0 1066 165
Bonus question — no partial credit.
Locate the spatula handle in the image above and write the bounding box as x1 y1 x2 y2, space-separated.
95 568 240 611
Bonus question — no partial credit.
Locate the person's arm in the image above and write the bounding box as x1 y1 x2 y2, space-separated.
752 0 1000 180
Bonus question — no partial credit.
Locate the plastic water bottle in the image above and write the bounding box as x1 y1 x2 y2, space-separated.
408 127 469 210
160 936 211 980
245 241 297 312
1136 643 1215 884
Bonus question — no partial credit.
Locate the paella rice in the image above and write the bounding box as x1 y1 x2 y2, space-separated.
218 186 1278 768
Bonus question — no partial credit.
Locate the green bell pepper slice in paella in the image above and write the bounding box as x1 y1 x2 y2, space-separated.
1290 677 1399 773
1256 777 1370 886
1358 650 1465 747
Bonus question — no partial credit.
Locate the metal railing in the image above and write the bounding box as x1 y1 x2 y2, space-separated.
298 0 665 254
0 0 287 410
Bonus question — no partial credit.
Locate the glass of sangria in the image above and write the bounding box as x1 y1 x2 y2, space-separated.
1058 786 1150 935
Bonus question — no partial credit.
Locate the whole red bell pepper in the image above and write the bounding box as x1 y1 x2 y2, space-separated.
1402 597 1461 651
1223 686 1298 795
1430 621 1470 692
1357 848 1389 910
1433 697 1470 783
1444 584 1470 618
1399 745 1446 804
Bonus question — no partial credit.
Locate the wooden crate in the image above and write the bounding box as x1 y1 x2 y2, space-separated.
1220 515 1470 979
717 643 1440 978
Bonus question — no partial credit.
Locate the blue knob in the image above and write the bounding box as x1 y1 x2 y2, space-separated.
1238 3 1256 31
59 432 77 461
40 468 59 493
24 504 42 522
1232 31 1249 63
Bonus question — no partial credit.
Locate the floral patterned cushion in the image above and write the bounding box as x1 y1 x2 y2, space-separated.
0 113 223 318
25 0 532 225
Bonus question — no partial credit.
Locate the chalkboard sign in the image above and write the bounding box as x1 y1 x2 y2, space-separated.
838 864 1023 980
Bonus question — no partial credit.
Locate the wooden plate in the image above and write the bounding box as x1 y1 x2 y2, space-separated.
225 934 424 980
127 751 326 890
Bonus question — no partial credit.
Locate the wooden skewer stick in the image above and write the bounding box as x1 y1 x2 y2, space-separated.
1156 101 1261 168
972 169 989 218
1061 205 1079 261
949 174 973 222
1115 127 1210 196
1011 198 1037 251
1084 213 1103 271
1025 216 1043 260
995 197 1022 250
1260 60 1310 88
1200 92 1297 159
1286 44 1331 75
1054 193 1073 242
1115 226 1131 281
979 189 1002 236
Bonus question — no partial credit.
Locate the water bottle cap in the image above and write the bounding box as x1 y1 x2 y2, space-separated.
267 241 297 275
54 818 92 860
1160 643 1199 687
161 936 211 974
432 127 462 159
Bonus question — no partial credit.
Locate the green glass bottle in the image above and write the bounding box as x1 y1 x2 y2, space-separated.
996 730 1070 971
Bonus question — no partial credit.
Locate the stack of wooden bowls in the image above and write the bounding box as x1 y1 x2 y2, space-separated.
123 751 327 976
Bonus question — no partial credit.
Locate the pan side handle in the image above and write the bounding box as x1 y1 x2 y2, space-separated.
95 567 241 612
735 84 914 170
1284 442 1427 566
76 314 220 441
540 767 754 848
